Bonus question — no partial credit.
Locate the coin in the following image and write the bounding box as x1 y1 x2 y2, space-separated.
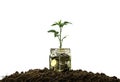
51 59 57 67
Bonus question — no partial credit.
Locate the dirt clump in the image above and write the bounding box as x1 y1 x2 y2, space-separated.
0 68 120 82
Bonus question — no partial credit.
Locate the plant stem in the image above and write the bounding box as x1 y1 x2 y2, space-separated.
59 27 62 48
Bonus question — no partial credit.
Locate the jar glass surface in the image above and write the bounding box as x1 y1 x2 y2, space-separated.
49 48 71 71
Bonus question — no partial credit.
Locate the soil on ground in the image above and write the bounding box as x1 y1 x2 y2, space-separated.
0 68 120 82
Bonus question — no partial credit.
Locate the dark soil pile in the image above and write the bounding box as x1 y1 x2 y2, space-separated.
0 68 120 82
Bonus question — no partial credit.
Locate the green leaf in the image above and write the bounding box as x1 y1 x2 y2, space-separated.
62 35 68 41
64 21 72 25
51 23 58 26
48 30 59 37
58 20 62 25
51 20 61 26
51 20 63 27
51 20 72 28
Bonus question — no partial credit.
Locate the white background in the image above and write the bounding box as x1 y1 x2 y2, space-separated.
0 0 120 79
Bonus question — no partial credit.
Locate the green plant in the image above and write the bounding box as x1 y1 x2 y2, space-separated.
48 20 72 48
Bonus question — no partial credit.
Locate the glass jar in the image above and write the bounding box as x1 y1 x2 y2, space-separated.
49 48 71 71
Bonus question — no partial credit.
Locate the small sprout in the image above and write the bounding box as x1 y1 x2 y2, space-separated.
48 20 72 48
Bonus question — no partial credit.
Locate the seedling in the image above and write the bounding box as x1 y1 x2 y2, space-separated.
48 20 72 48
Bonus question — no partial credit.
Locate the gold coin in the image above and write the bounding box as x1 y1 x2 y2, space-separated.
51 59 57 67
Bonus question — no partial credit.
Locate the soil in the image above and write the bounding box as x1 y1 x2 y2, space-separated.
0 68 120 82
